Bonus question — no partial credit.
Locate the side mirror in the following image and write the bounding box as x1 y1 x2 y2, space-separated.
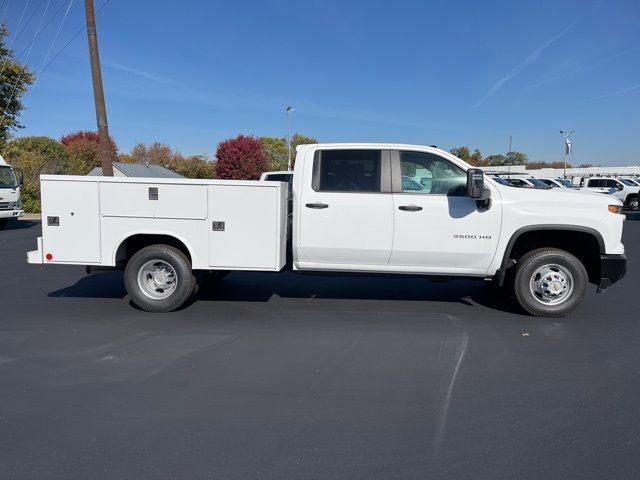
616 183 624 191
15 168 23 187
466 168 489 199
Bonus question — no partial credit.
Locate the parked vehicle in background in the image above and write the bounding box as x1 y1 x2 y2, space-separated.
620 177 640 187
538 177 613 195
538 178 577 188
0 155 24 229
28 143 627 317
489 175 551 189
580 177 640 210
260 171 293 184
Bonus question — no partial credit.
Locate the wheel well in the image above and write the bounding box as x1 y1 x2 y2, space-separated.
506 229 601 283
625 193 638 204
116 234 192 265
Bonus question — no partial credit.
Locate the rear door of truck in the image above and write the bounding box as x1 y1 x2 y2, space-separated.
297 148 393 266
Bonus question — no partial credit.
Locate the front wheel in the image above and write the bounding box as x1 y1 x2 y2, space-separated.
0 218 7 230
513 248 588 317
627 196 639 211
124 245 196 312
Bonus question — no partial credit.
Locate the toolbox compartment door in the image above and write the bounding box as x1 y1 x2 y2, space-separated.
208 184 286 270
41 180 101 263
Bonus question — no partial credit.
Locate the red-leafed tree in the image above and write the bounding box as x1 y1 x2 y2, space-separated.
215 135 269 180
60 130 118 175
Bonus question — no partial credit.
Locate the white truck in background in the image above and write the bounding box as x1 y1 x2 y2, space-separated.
580 177 640 210
27 143 627 317
0 155 24 229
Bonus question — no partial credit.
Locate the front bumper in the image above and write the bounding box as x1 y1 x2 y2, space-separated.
598 254 627 292
0 209 24 219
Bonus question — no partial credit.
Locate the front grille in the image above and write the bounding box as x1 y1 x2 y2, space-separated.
0 202 11 210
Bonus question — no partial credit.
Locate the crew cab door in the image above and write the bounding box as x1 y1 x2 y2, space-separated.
389 150 501 273
297 149 393 266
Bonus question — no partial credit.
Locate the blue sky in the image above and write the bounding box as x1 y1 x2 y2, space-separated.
4 0 640 164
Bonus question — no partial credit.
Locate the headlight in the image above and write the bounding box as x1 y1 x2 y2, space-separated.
608 204 623 214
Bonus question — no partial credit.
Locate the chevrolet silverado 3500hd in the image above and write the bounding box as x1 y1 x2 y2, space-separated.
27 144 627 317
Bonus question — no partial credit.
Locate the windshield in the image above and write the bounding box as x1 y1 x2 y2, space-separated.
0 166 17 188
620 179 638 186
491 177 510 185
555 178 573 187
527 178 551 188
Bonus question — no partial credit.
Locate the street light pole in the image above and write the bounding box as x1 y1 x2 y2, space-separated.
286 106 295 171
560 130 575 178
85 0 113 176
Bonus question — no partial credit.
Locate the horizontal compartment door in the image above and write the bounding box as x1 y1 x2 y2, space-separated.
100 183 207 220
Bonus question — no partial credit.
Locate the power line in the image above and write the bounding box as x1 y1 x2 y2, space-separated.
22 0 74 105
1 0 11 25
0 0 31 79
3 0 51 117
8 0 46 48
15 0 75 60
40 0 110 74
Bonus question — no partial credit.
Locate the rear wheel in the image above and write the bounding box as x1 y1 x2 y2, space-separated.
513 248 588 317
124 244 196 312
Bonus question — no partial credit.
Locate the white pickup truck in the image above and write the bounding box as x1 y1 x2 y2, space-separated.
580 177 640 210
0 155 24 229
27 144 627 317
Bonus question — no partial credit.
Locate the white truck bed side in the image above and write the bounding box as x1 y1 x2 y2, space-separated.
29 175 288 271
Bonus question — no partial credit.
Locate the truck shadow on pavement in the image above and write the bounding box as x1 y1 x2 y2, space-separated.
48 270 523 315
3 219 39 230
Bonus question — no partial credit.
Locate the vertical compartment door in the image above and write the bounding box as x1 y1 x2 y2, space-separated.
41 180 101 263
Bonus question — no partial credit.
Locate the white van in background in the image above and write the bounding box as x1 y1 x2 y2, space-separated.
0 155 24 229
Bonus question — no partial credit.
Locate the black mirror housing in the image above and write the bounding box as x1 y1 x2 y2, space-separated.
15 168 24 187
467 168 488 199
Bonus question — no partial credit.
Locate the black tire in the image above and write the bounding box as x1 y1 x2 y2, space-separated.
513 248 588 317
0 218 7 230
124 244 196 313
626 196 639 211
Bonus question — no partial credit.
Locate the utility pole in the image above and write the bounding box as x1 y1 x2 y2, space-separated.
85 0 113 176
286 106 295 171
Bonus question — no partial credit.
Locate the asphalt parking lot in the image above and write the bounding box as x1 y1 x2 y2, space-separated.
1 218 640 480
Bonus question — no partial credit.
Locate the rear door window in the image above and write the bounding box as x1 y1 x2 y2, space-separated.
314 150 381 192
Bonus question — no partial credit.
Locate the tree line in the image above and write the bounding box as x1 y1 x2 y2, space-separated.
1 132 317 212
449 146 594 169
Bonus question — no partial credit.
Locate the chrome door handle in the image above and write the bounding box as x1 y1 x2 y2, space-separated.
305 202 329 209
398 205 422 212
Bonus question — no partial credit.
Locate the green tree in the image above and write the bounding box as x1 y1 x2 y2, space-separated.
505 151 528 165
260 133 317 171
482 154 507 166
450 146 471 162
169 154 215 178
3 136 68 212
450 146 482 166
0 25 36 147
260 136 288 171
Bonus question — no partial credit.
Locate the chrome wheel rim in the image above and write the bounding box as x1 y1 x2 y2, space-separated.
137 260 178 300
529 264 574 305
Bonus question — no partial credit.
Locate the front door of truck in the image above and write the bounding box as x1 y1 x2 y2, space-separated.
297 149 393 267
389 150 501 274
